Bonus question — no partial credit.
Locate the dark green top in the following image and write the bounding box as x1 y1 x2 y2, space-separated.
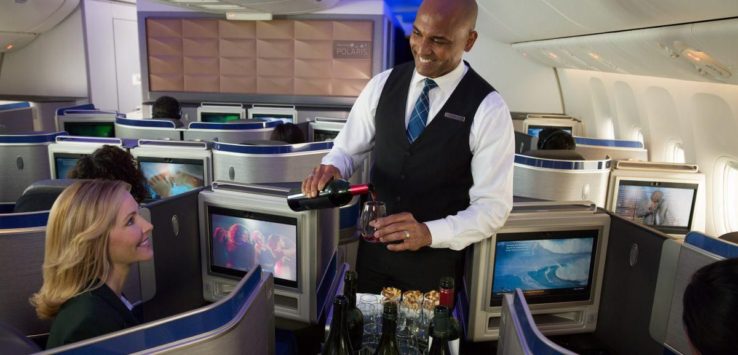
46 282 140 349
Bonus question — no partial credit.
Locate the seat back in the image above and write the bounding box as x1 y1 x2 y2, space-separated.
114 117 181 141
497 289 578 355
522 149 585 160
0 132 65 203
184 121 278 144
0 211 51 337
0 321 41 355
14 179 78 213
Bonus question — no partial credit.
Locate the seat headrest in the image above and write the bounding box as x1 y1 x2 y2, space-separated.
14 179 78 213
522 149 586 160
719 231 738 244
0 321 41 354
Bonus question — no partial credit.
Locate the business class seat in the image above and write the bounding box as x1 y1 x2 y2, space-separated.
14 179 77 213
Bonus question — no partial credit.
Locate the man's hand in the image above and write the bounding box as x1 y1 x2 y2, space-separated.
370 212 432 252
301 164 342 198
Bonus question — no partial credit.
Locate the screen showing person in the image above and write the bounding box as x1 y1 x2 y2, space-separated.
63 122 115 138
490 230 599 307
527 125 572 138
201 112 241 123
614 180 698 233
137 157 205 200
208 206 298 287
54 153 86 179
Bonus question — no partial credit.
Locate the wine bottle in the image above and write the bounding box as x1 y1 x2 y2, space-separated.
428 306 452 355
322 295 355 355
287 179 373 211
439 276 455 311
373 302 400 355
343 271 364 353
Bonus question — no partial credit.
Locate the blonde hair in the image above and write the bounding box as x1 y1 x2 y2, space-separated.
30 180 131 319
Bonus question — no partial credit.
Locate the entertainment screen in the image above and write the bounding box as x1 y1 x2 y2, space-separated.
54 153 86 179
64 121 115 137
252 113 294 124
613 180 698 234
201 112 241 123
527 125 572 138
490 229 599 307
138 157 206 200
207 206 298 288
312 129 339 142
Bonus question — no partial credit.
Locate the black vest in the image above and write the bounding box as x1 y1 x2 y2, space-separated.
372 62 495 222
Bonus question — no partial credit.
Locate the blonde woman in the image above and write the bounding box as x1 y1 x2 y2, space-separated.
30 180 153 348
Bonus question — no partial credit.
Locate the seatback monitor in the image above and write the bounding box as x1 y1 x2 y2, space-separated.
527 125 572 138
207 205 298 288
54 153 85 179
138 157 206 200
490 229 599 307
64 121 116 138
613 180 698 234
201 112 242 123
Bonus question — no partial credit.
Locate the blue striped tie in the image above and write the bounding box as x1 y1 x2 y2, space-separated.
406 78 438 143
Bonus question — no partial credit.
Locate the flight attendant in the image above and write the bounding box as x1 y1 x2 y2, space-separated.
31 180 153 348
302 0 515 293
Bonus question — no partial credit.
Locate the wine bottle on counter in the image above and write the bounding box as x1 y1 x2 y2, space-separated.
428 306 453 355
343 271 364 353
287 179 373 211
322 295 355 355
439 276 455 311
373 302 400 355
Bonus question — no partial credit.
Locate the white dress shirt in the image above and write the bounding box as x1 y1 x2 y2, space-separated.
322 61 515 250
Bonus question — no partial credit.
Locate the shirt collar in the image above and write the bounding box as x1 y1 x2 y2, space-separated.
411 60 467 94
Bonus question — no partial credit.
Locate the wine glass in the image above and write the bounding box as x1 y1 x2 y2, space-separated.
360 201 386 242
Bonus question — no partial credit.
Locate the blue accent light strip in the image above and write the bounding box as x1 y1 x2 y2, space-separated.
214 141 333 154
0 211 49 229
455 278 469 338
0 131 67 144
316 253 338 321
116 117 176 128
0 102 31 111
56 104 96 116
685 232 738 259
514 154 611 170
575 137 643 148
57 266 263 354
189 121 280 130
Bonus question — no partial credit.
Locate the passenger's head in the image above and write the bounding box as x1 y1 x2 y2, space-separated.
683 258 738 355
651 190 664 203
152 96 181 120
31 180 153 319
270 123 306 144
410 0 478 78
68 145 148 203
537 128 576 150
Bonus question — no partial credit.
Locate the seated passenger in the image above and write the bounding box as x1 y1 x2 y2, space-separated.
537 127 576 150
683 258 738 355
68 145 149 203
151 96 183 128
30 180 153 348
270 122 306 144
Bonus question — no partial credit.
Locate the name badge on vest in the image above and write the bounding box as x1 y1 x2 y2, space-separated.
444 112 466 122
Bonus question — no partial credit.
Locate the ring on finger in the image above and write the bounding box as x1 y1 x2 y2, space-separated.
404 230 410 239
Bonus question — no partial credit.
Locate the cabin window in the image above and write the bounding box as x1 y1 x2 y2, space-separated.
671 143 685 163
722 160 738 233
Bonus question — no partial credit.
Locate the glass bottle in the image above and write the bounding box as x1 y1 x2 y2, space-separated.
288 179 373 211
322 295 355 355
439 276 455 311
373 301 400 355
343 271 364 352
428 306 452 355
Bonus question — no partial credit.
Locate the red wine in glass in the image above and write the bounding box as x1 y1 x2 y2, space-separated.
360 200 386 243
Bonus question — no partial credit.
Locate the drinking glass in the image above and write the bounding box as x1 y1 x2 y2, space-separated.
360 201 386 242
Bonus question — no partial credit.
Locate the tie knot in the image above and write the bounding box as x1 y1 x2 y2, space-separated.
423 78 438 91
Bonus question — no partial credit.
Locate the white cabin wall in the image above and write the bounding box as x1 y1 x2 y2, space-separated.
558 68 738 235
0 8 87 98
83 0 140 113
464 23 563 113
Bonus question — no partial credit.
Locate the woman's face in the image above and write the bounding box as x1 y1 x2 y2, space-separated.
109 192 154 266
